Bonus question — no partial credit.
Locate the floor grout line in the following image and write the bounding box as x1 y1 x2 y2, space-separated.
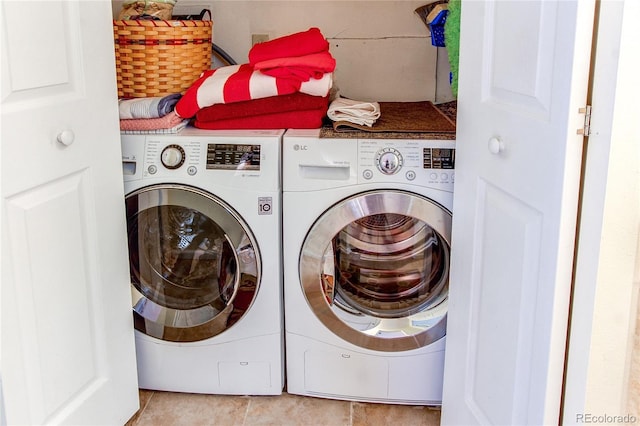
242 396 252 426
349 401 353 426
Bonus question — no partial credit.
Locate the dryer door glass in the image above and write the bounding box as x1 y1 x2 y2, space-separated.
300 190 450 352
126 184 260 342
332 213 448 318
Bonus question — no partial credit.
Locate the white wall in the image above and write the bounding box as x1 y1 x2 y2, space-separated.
112 0 455 103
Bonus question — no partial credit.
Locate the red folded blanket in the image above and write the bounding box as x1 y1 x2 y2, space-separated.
175 64 333 119
194 108 327 130
254 51 336 82
249 27 329 65
195 93 329 122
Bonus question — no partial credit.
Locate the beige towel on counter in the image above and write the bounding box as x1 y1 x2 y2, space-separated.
326 101 457 135
327 96 381 127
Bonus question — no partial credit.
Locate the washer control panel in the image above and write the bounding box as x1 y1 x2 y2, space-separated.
139 140 262 177
358 139 455 187
144 140 202 176
121 130 283 192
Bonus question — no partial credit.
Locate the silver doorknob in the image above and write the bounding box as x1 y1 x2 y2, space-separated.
488 137 504 154
57 130 75 146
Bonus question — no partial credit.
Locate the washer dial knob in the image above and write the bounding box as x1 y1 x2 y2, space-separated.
376 148 403 175
161 144 185 169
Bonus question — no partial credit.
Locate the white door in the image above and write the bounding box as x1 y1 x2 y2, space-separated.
1 1 139 425
441 1 595 425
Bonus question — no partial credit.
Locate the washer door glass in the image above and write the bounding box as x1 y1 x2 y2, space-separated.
126 184 260 342
300 190 450 351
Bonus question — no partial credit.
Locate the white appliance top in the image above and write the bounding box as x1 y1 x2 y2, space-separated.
168 127 285 138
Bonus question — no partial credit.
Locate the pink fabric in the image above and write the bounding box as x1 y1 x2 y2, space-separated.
195 93 329 122
119 111 185 131
193 108 327 130
175 64 333 118
248 27 329 65
254 52 336 82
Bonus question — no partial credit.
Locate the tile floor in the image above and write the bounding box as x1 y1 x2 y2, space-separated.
123 298 640 426
125 389 442 426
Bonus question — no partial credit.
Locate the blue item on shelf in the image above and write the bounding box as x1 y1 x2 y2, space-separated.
429 10 448 47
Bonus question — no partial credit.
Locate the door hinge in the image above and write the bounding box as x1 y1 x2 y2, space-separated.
577 105 592 136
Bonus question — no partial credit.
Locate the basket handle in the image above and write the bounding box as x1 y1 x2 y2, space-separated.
173 9 211 21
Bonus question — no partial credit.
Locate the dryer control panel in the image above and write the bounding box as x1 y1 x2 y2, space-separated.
358 139 455 189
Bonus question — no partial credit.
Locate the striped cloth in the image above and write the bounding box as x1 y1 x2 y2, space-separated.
175 64 333 118
120 121 188 134
119 111 187 133
118 93 181 119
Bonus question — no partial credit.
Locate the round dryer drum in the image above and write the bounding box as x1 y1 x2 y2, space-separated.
126 184 261 342
299 189 450 352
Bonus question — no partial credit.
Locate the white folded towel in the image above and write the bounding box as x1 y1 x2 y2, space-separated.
327 96 381 127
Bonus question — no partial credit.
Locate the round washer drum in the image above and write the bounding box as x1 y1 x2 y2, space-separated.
299 189 451 352
126 183 261 343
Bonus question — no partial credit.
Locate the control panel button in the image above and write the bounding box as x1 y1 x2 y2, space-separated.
441 172 449 180
148 165 157 175
430 172 438 180
187 166 197 176
363 169 374 180
406 170 416 181
376 148 403 175
161 144 186 169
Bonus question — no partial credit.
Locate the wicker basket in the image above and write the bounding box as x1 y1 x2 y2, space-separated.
113 19 212 98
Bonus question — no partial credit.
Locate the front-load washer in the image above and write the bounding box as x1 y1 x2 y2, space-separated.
121 128 284 395
282 128 455 405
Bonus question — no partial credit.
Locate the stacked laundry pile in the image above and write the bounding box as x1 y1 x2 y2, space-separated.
175 27 335 129
119 93 188 134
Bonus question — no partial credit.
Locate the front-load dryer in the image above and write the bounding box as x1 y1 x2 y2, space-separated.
121 128 284 395
282 128 455 405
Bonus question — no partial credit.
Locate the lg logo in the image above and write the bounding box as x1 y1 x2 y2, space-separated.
293 144 308 151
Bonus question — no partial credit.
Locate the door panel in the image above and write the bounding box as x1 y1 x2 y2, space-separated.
1 1 139 424
5 171 104 420
442 1 595 424
3 2 77 94
484 1 556 117
465 181 541 425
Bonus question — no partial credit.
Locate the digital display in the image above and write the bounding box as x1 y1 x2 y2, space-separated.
423 148 455 169
206 144 261 170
